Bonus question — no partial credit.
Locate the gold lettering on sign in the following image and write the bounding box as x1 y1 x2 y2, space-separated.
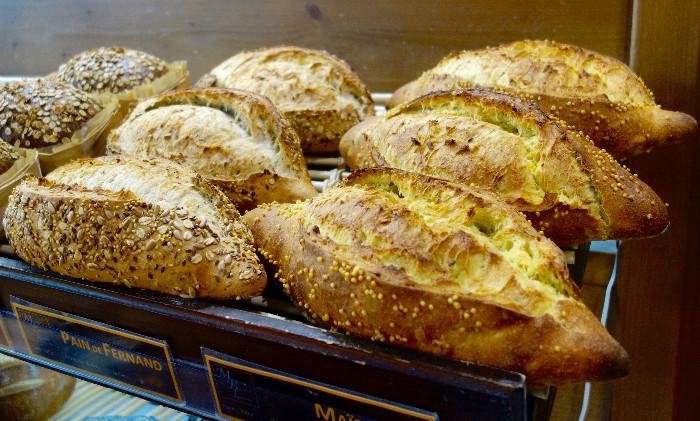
58 331 163 372
314 403 361 421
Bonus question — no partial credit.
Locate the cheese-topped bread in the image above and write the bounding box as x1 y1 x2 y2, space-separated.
243 168 629 385
196 46 374 154
388 40 697 158
4 156 265 299
341 89 669 245
107 88 317 211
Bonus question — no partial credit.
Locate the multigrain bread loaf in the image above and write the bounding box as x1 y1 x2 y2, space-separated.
243 169 629 385
341 89 669 245
107 88 317 211
388 40 697 158
54 46 190 154
0 355 75 421
196 46 374 154
4 156 266 299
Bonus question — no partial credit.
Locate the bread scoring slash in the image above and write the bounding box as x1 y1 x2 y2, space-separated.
3 156 265 299
342 88 669 245
243 168 629 385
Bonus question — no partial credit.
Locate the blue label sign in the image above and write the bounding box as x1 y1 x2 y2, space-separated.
12 298 181 402
203 349 438 421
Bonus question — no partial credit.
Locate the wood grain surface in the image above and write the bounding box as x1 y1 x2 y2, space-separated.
614 1 700 420
0 0 631 90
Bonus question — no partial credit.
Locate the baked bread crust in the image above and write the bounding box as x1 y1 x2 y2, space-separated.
196 46 374 153
342 88 669 245
55 46 189 101
388 40 697 158
0 79 116 149
107 88 317 211
0 141 18 174
4 156 266 299
243 168 629 385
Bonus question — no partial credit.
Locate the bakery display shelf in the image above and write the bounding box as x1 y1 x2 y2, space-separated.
0 82 609 420
0 255 528 421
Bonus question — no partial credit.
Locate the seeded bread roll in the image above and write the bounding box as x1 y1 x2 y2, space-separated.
54 46 190 155
196 46 374 154
4 156 266 299
243 168 629 385
107 88 317 211
388 40 697 159
0 355 75 421
341 89 669 245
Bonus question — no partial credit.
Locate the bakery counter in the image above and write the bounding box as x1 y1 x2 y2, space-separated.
0 255 530 421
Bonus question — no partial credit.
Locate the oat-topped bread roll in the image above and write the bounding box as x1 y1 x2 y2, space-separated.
196 46 374 154
244 168 629 384
388 40 697 158
341 89 669 245
4 156 266 299
107 88 317 211
0 140 19 174
55 46 189 102
0 79 118 171
0 355 75 421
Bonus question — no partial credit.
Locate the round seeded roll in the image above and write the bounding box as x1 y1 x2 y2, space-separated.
196 46 374 154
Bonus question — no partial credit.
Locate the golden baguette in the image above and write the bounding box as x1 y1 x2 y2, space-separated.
107 88 317 211
4 156 265 299
388 40 697 158
341 88 669 245
196 46 374 154
243 168 629 385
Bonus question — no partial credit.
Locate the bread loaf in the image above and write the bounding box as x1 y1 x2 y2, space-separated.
107 88 317 211
54 46 190 154
0 355 75 421
243 168 629 384
388 40 697 158
0 79 117 149
196 46 374 154
4 156 266 299
341 89 669 245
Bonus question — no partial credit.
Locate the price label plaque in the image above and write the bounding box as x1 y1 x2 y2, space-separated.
12 297 182 402
203 348 438 421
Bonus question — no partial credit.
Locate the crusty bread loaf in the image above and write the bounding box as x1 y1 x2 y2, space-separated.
0 79 117 149
388 40 697 158
196 46 374 154
341 89 669 245
0 355 75 421
107 88 317 211
243 168 629 384
4 156 266 299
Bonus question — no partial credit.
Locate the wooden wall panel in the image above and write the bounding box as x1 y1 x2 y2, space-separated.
0 0 631 90
614 0 700 420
